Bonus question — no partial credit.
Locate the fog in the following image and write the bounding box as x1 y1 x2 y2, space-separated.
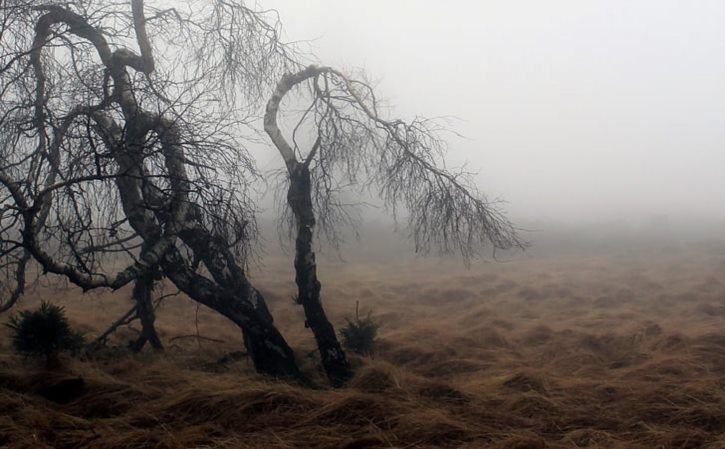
260 0 725 227
5 4 725 446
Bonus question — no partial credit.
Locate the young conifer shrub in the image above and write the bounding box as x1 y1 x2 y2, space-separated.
340 301 380 355
7 301 84 368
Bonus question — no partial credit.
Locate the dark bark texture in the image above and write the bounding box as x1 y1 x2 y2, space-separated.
288 163 351 386
128 271 163 353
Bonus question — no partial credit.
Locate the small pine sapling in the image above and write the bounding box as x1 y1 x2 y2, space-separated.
7 301 85 368
340 301 380 355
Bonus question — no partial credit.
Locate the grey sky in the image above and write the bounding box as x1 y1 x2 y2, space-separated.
262 0 725 224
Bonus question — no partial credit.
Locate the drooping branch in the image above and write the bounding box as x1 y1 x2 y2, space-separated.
264 65 323 170
266 65 526 261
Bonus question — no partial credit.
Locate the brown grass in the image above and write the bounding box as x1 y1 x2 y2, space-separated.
2 236 725 448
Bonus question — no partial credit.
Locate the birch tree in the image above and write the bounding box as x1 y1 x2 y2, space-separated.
264 65 524 384
0 0 523 386
0 0 302 380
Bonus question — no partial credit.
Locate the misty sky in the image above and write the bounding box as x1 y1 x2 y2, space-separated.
260 0 725 224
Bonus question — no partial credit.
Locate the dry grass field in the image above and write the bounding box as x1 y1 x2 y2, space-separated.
2 225 725 448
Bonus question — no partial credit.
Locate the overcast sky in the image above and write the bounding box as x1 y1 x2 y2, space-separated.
260 0 725 224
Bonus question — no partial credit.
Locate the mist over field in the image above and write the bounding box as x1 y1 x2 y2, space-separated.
2 1 725 448
260 0 725 225
5 223 725 447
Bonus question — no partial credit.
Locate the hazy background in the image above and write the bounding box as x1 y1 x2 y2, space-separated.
257 0 725 229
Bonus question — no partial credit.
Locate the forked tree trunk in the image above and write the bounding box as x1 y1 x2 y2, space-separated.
128 270 163 353
288 163 352 387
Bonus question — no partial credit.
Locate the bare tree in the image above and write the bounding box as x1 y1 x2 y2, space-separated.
0 0 523 386
0 0 303 380
264 66 525 384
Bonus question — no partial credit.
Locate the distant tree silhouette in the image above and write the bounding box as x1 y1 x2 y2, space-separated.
0 0 523 385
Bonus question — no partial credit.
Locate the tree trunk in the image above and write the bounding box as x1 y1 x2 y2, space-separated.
160 249 303 380
128 271 163 353
112 143 302 380
177 218 275 352
288 163 352 387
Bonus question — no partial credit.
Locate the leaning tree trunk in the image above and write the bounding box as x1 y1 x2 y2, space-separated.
160 249 303 379
110 123 303 380
288 163 352 387
115 164 302 379
176 216 276 355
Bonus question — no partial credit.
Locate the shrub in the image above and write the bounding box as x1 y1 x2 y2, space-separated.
340 301 380 355
6 301 84 368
